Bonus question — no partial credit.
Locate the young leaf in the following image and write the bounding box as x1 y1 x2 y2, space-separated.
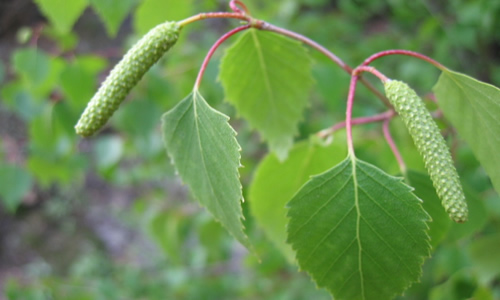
89 0 136 37
249 138 346 262
34 0 88 34
219 29 314 160
287 157 430 300
433 69 500 195
161 90 250 249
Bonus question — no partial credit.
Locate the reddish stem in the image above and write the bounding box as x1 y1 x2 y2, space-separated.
362 49 446 70
346 75 360 154
178 12 249 27
230 0 250 15
259 22 391 108
260 22 350 73
353 66 389 82
318 110 395 138
383 118 407 174
194 25 251 89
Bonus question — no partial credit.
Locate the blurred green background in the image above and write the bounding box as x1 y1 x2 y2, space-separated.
0 0 499 299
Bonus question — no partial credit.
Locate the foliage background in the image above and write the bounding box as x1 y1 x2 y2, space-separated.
0 0 499 299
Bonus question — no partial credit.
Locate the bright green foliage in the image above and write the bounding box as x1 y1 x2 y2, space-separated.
75 21 180 137
249 138 346 261
433 69 500 195
161 90 250 249
34 0 88 34
287 157 430 300
60 56 107 111
0 164 33 212
385 80 468 223
134 0 193 35
12 49 66 101
406 170 452 248
12 48 50 90
219 29 314 160
89 0 136 37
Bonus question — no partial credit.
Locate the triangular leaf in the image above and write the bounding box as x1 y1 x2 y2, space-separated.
219 29 314 160
34 0 88 34
433 69 500 194
249 138 346 262
162 90 250 249
287 156 430 300
89 0 136 37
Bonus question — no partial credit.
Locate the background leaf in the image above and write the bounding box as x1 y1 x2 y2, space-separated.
249 137 346 262
433 69 500 194
0 164 33 212
287 157 430 300
89 0 136 37
133 0 193 35
406 170 452 248
34 0 88 34
219 29 314 160
468 234 500 285
162 90 250 249
446 185 487 242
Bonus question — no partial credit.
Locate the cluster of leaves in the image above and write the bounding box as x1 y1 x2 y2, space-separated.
1 1 500 300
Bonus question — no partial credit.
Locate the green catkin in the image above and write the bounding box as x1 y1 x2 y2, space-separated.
384 80 468 223
75 21 181 137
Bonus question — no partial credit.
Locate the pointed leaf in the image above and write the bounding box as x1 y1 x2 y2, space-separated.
219 29 314 160
249 138 346 262
34 0 88 34
162 90 250 249
287 157 430 300
433 69 500 194
89 0 136 37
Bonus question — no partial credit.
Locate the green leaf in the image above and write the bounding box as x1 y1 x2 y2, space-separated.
162 90 250 249
219 29 314 160
429 269 477 300
93 136 124 171
89 0 136 37
0 164 33 212
13 48 50 87
12 49 66 99
406 170 452 248
34 0 88 34
287 156 430 300
249 137 346 262
468 234 500 285
133 0 192 35
446 184 487 242
60 56 107 112
433 69 500 194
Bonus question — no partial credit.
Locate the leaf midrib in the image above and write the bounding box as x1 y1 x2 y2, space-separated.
351 157 366 300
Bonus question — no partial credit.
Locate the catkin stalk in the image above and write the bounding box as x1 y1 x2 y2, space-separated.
75 21 181 137
384 80 468 223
